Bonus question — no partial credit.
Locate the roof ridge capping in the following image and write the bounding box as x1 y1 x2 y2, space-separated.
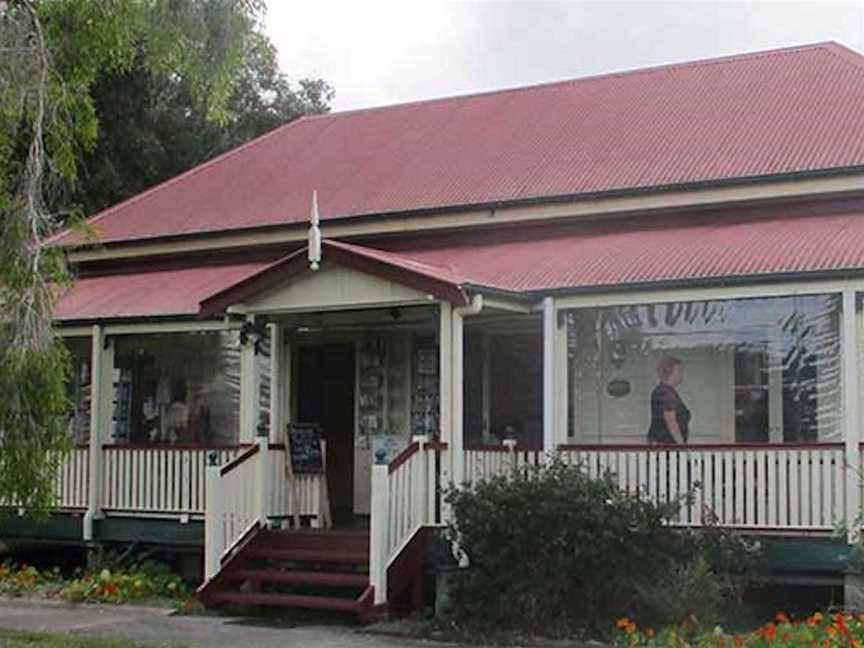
299 41 858 122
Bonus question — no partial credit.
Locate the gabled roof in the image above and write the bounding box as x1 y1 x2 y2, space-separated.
53 42 864 247
198 239 468 316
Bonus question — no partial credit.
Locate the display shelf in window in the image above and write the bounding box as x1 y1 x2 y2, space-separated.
357 340 386 438
411 340 439 438
112 368 133 443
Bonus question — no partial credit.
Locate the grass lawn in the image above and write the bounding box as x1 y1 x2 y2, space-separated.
0 629 182 648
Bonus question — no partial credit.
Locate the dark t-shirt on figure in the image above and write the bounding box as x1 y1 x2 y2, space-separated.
647 383 690 444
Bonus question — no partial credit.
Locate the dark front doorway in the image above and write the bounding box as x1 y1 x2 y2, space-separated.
296 344 356 527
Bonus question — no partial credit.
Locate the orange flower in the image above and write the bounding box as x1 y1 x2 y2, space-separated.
775 612 790 624
733 635 745 648
759 624 777 641
616 617 632 630
645 628 655 638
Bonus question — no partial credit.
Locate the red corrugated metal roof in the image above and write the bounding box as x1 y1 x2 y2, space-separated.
55 261 271 321
376 199 864 292
54 198 864 322
52 42 864 247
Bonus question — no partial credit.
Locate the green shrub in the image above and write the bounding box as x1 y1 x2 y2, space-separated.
443 460 757 638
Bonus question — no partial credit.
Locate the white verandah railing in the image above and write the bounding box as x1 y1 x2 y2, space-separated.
101 445 241 517
202 437 329 581
54 446 90 510
465 443 851 532
369 437 446 606
50 443 325 526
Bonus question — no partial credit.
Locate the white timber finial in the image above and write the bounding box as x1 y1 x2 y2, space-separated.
308 190 322 271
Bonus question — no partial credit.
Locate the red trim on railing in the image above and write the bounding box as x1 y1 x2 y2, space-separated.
557 442 845 451
219 445 260 476
425 441 448 451
268 443 286 451
464 443 541 453
102 444 248 451
219 520 261 565
388 442 420 474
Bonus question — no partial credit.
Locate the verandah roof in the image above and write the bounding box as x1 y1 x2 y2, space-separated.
55 198 864 323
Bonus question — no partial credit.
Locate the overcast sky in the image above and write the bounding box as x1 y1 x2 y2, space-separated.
265 1 864 112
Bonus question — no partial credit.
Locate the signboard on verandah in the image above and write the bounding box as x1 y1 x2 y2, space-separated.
283 422 332 529
286 422 325 475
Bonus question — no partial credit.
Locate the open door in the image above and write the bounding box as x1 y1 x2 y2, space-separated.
296 344 356 527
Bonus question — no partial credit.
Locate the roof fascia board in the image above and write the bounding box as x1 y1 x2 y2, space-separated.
550 273 864 311
66 171 864 264
55 316 234 330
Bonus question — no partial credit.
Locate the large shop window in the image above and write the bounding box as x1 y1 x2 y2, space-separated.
65 337 92 445
567 294 842 445
112 332 241 446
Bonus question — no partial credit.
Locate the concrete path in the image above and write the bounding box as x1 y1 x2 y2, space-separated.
0 598 446 648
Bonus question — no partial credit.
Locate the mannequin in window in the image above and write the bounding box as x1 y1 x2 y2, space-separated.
647 356 690 445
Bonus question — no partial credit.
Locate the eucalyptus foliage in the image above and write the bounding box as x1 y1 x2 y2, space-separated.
0 0 268 514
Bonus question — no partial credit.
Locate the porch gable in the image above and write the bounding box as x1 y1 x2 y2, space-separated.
238 262 434 314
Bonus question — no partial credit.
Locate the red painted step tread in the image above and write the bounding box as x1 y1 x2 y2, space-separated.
208 590 359 612
224 568 368 588
245 548 369 564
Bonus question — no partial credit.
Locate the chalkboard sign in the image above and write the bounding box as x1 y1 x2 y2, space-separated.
287 423 324 474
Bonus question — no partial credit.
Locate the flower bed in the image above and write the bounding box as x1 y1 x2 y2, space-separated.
0 559 197 611
613 612 864 647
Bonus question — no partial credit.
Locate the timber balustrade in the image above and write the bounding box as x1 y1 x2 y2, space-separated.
369 437 446 606
101 445 242 517
54 446 90 510
201 438 329 581
464 442 853 532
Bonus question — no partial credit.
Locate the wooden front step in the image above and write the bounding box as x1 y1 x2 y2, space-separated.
223 568 369 588
244 547 369 565
198 528 374 618
207 590 361 612
257 529 369 551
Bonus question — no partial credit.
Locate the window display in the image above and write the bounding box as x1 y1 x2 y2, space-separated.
411 339 439 438
488 333 543 448
112 331 241 446
64 337 91 444
567 294 842 444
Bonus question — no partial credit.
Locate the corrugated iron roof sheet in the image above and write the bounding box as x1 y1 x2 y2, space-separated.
380 199 864 292
55 261 271 321
52 42 864 246
55 199 864 322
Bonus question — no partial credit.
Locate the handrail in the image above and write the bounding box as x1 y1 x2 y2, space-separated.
219 444 260 477
103 443 249 451
388 441 420 474
557 442 845 451
465 443 539 452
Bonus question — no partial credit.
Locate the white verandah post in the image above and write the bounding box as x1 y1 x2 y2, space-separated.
268 322 283 445
369 462 390 605
84 325 107 541
542 296 559 458
843 288 861 541
439 302 453 489
451 309 465 487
